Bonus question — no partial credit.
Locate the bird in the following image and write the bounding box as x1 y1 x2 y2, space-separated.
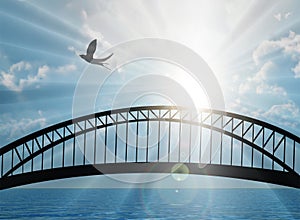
80 39 113 70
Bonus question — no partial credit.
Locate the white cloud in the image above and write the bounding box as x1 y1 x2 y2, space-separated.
256 83 287 96
37 65 49 78
262 101 299 128
238 81 251 94
252 60 273 82
263 101 299 119
82 24 100 40
253 40 280 65
0 61 77 91
38 110 43 117
0 61 48 92
68 46 81 55
273 12 292 22
227 98 259 117
0 112 46 142
64 2 111 51
67 25 111 56
55 64 77 74
81 24 111 50
273 13 282 21
291 61 300 78
68 46 76 52
228 98 299 132
253 31 300 63
10 61 31 72
81 9 88 20
238 61 287 97
253 31 300 78
0 72 16 91
285 12 292 19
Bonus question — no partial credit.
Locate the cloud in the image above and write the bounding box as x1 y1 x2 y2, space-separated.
68 46 81 55
251 60 273 82
228 98 299 133
82 25 100 40
68 26 111 56
285 12 292 19
10 61 31 72
262 101 299 128
227 98 261 117
0 61 77 91
273 13 282 21
291 61 300 78
55 64 77 74
81 9 88 20
18 65 49 89
253 31 300 78
0 61 49 92
0 112 46 144
37 65 49 78
239 61 287 97
263 101 299 118
253 31 300 58
81 24 111 50
64 3 111 51
273 12 292 22
252 31 300 64
256 83 287 96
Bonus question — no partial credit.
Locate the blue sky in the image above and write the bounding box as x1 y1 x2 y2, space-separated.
0 0 300 188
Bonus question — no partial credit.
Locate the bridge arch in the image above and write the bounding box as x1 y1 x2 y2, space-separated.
0 106 299 189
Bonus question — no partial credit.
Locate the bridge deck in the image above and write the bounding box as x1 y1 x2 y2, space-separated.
1 163 299 190
0 106 299 189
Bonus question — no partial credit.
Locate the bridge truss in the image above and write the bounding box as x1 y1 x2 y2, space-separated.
0 106 299 189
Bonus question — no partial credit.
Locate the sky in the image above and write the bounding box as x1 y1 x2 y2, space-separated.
0 0 300 188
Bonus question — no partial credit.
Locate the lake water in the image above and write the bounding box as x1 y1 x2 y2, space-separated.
0 188 299 219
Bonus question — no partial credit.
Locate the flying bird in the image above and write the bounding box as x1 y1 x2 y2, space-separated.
80 39 113 70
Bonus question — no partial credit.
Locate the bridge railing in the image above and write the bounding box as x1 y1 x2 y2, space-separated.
0 106 299 179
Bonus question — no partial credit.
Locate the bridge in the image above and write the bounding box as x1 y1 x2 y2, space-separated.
0 106 299 189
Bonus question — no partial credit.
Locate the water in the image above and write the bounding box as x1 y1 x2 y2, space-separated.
0 188 299 219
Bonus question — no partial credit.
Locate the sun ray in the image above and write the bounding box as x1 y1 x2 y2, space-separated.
25 1 86 38
216 1 281 60
0 41 78 61
0 10 82 46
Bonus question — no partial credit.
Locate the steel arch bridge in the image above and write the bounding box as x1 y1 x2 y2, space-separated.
0 106 299 190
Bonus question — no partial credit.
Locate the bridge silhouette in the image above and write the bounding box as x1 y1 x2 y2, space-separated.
0 106 299 189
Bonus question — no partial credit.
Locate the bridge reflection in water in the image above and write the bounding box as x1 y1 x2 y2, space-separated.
0 106 299 189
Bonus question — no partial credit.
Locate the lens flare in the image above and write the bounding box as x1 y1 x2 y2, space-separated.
171 163 189 182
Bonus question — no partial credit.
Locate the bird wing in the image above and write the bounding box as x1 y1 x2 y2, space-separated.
86 39 97 56
89 62 111 70
92 53 114 63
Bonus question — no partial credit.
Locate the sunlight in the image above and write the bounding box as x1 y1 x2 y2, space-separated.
171 66 210 109
92 59 211 111
1 0 300 199
0 10 79 45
